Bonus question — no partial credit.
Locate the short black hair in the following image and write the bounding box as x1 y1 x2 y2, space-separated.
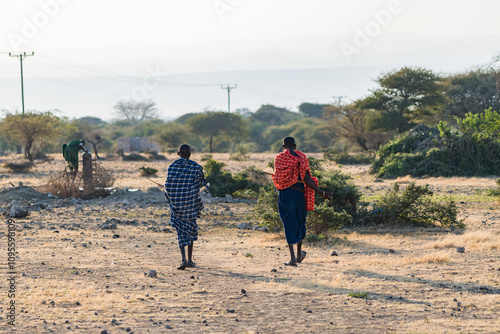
179 144 190 153
178 144 191 158
283 136 295 148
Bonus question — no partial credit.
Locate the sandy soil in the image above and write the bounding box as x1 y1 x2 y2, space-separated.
0 153 499 333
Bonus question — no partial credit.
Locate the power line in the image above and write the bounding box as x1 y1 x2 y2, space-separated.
221 84 237 113
332 95 347 105
9 52 34 114
36 53 221 88
31 74 120 96
8 52 343 110
33 53 334 101
35 53 140 84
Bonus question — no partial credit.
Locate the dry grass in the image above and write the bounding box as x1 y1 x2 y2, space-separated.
427 230 500 251
406 251 451 264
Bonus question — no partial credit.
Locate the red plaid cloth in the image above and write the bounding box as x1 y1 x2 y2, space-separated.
272 149 317 211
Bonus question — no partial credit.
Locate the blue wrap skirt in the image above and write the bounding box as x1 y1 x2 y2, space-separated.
278 182 307 244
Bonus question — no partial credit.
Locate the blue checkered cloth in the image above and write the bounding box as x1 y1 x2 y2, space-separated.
164 158 208 247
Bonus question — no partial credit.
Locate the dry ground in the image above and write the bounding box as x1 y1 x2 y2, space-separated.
0 153 499 333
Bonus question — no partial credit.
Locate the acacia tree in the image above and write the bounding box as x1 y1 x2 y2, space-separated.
357 67 446 133
156 122 192 150
324 104 386 151
442 69 500 121
113 99 159 125
0 111 61 162
187 111 246 152
298 102 329 118
248 105 301 151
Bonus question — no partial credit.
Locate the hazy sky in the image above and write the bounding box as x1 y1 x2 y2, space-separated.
2 0 499 48
0 0 499 119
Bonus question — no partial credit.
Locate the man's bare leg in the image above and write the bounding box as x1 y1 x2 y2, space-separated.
177 246 188 270
297 240 307 263
285 244 297 266
186 242 196 267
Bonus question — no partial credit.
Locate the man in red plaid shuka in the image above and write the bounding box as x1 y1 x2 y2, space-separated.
272 137 331 266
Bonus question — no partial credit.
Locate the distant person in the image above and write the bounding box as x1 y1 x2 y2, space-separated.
164 144 208 270
272 137 331 266
62 139 88 179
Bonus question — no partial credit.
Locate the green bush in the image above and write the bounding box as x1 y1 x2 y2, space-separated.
230 143 255 161
308 157 325 174
362 182 464 227
318 170 361 217
304 233 326 243
324 148 373 165
255 169 359 233
486 178 500 197
139 166 158 177
372 117 500 178
122 153 149 161
306 202 352 234
204 158 265 197
144 150 167 161
254 184 281 231
255 169 463 231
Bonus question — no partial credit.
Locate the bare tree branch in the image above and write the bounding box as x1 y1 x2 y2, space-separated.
113 99 159 125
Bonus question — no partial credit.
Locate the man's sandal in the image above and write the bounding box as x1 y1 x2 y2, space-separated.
177 261 188 270
186 261 196 268
284 260 297 266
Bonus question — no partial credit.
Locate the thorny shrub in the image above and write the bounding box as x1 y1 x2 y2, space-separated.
139 166 158 177
324 147 373 165
362 182 464 227
203 158 266 198
122 153 149 161
255 160 464 233
41 163 115 199
255 168 358 233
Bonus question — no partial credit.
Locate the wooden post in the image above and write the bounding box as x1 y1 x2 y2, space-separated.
82 152 93 192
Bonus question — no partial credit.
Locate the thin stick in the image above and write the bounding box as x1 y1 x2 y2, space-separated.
262 171 327 189
146 178 163 188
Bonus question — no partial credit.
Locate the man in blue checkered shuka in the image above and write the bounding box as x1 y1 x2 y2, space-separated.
164 144 208 270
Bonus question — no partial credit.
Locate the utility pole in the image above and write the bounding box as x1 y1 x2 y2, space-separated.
221 84 237 113
9 52 34 114
332 95 346 106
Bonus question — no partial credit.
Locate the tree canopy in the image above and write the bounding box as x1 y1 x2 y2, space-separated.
187 111 247 153
2 64 500 162
443 69 500 121
249 104 301 126
324 104 385 151
298 103 329 118
113 99 159 125
0 111 61 161
358 67 446 133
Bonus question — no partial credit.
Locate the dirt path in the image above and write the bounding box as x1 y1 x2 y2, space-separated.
0 154 499 333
